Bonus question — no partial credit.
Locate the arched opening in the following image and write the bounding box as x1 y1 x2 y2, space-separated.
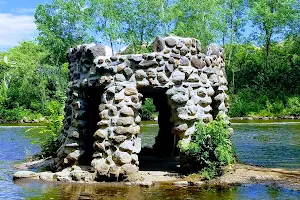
138 88 180 172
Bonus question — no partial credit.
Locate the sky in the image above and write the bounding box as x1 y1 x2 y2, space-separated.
0 0 50 51
0 0 257 52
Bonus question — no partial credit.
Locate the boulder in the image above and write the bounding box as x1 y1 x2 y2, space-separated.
39 172 55 181
116 117 134 126
114 126 140 135
120 107 135 117
191 57 206 69
124 87 138 96
120 164 141 182
113 151 132 165
13 171 38 180
171 94 189 104
165 37 177 47
91 158 110 176
171 70 185 84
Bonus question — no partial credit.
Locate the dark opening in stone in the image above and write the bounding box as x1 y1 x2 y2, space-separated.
139 88 180 171
80 88 103 165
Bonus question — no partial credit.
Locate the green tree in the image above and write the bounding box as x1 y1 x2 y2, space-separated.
1 41 67 119
89 0 123 54
120 0 165 50
248 0 298 66
218 0 246 94
35 0 91 66
170 0 220 46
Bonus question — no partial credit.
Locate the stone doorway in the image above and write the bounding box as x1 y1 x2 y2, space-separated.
138 88 180 171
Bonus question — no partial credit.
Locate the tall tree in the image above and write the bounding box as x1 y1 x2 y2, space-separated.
170 0 220 46
219 0 245 45
248 0 298 66
89 0 123 54
120 0 165 50
35 0 91 66
218 0 246 94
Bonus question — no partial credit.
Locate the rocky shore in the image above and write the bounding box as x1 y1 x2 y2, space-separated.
13 160 300 190
0 117 49 124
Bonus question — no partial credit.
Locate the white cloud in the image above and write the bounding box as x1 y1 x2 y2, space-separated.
11 8 36 14
0 13 37 47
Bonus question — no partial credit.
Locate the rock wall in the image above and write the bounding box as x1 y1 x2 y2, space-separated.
55 36 229 181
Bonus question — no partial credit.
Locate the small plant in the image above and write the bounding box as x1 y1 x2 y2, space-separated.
141 98 156 120
29 115 63 158
179 115 234 180
286 97 300 115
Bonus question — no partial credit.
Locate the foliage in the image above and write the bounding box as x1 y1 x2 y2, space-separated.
35 0 91 65
227 36 300 117
286 97 300 115
248 0 298 65
141 98 156 120
170 0 220 46
179 116 234 180
30 115 63 158
0 41 67 121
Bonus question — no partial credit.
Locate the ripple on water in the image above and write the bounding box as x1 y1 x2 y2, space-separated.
0 122 300 199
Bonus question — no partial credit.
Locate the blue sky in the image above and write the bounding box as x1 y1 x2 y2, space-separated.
0 0 258 52
0 0 50 50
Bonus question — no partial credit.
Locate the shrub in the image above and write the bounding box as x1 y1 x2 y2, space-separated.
44 100 63 116
0 106 28 121
286 97 300 115
141 98 156 120
30 115 63 158
179 115 234 179
265 100 284 115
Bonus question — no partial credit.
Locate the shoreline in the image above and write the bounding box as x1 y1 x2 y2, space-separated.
230 116 300 121
0 115 300 125
13 160 300 190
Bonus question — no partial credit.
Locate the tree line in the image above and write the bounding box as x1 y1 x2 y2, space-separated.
0 0 299 121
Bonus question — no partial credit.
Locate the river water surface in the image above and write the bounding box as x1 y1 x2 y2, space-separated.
0 121 300 199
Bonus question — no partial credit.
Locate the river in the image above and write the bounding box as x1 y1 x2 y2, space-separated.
0 121 300 199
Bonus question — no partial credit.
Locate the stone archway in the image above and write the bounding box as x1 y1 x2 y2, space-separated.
55 36 229 181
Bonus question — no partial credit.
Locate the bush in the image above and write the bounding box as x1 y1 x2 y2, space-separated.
179 116 234 179
30 115 63 158
286 97 300 115
141 98 156 120
0 106 28 121
44 100 63 116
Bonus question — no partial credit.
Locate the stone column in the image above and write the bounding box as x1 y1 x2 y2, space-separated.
56 89 88 170
91 84 142 181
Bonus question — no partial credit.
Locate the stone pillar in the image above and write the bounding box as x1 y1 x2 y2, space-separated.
56 88 88 170
91 84 142 181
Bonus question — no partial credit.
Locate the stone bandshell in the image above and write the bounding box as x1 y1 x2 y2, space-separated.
56 36 229 181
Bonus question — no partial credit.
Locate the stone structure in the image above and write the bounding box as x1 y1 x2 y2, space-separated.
55 36 229 181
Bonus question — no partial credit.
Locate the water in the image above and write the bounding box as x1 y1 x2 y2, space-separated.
232 121 300 169
0 126 40 199
0 121 300 199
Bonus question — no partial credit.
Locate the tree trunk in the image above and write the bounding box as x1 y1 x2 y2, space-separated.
265 29 272 68
109 34 114 56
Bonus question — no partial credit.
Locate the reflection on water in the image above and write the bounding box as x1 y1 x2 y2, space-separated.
0 121 300 199
232 122 300 169
17 182 300 200
140 121 159 148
